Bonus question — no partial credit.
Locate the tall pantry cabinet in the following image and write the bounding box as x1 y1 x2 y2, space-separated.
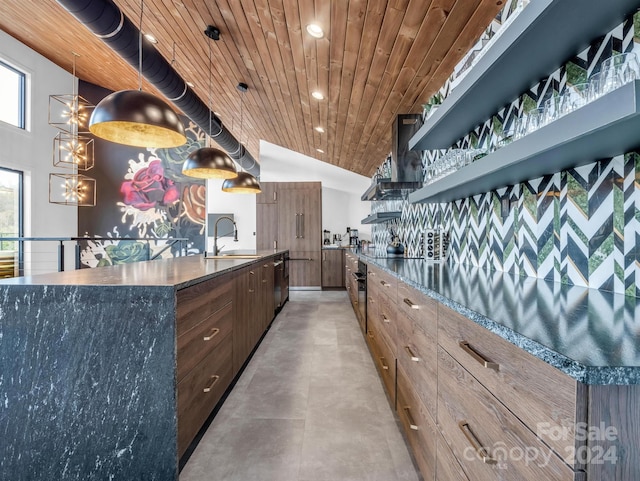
256 182 321 288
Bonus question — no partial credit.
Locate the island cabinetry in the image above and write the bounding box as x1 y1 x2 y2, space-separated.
438 304 585 466
176 277 234 458
260 260 275 330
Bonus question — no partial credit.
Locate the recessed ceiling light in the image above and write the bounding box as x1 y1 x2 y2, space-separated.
315 126 325 133
311 91 324 100
306 24 324 38
316 148 324 153
186 81 195 88
144 33 158 44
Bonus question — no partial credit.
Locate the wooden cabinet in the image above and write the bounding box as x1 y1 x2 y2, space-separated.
256 182 321 287
176 277 234 457
256 203 278 251
438 303 585 465
177 254 282 458
397 364 437 481
438 347 580 480
255 182 278 204
321 249 344 287
352 261 640 481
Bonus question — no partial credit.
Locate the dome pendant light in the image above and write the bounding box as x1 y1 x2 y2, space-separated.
182 26 237 179
89 0 186 148
222 83 261 194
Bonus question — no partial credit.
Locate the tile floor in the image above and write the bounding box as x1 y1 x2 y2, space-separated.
180 290 420 481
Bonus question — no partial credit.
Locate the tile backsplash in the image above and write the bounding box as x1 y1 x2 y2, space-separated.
371 9 640 297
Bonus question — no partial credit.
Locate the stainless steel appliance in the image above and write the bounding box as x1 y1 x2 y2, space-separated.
354 259 367 330
274 252 289 312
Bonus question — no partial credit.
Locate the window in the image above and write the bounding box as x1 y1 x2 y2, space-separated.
0 60 26 129
0 167 23 277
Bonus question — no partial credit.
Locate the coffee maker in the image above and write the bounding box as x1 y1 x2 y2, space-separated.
349 228 359 247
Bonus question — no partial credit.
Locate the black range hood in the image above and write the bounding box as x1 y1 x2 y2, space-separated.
361 113 424 201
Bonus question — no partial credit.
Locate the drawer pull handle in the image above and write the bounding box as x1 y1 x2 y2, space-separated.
203 375 220 393
262 279 267 283
203 327 220 341
403 298 419 309
380 280 390 287
368 296 374 303
459 341 499 371
404 345 420 362
459 421 497 464
249 289 254 293
382 314 390 324
367 330 374 339
403 407 418 430
379 357 389 370
249 271 255 275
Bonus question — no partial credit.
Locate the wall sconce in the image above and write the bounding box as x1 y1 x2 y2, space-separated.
49 173 96 207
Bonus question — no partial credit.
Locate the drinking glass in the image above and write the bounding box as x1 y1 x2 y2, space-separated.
542 95 561 125
559 83 589 116
600 52 640 88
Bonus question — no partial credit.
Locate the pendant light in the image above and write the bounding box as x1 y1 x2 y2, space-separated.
222 83 261 193
88 0 186 148
182 26 238 179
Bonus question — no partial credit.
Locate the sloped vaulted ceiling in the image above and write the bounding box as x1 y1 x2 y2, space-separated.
0 0 503 176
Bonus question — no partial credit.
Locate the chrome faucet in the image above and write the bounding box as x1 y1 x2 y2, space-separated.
213 216 238 256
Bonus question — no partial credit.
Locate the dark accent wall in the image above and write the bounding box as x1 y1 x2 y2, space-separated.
77 80 206 267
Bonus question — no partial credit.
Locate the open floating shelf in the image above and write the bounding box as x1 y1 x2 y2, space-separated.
361 212 402 224
409 80 640 204
408 0 640 151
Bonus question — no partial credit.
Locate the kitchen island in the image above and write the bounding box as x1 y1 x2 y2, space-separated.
0 252 287 481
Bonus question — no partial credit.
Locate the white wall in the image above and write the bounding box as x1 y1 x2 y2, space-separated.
206 179 257 252
205 140 374 252
258 140 372 240
0 30 77 273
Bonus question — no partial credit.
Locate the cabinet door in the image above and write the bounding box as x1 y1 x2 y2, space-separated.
277 185 321 252
256 203 278 251
289 251 321 287
256 182 277 204
260 260 275 329
321 249 344 287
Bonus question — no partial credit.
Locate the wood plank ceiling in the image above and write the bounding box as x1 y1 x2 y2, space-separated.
0 0 503 177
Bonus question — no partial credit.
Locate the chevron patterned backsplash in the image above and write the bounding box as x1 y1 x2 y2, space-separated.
372 10 640 297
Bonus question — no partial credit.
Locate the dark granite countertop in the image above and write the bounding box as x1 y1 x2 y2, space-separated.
358 253 640 385
0 250 287 290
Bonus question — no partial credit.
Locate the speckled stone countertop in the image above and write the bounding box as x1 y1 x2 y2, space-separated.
0 250 287 289
358 254 640 385
0 251 286 480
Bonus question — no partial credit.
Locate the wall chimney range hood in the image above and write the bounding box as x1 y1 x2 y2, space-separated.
361 113 424 201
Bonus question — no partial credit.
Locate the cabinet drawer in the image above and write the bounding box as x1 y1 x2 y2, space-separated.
177 334 233 457
177 276 233 336
366 325 396 404
438 347 582 481
396 305 437 417
438 304 584 464
367 264 397 301
177 301 232 383
437 430 470 481
397 365 437 481
374 290 398 357
397 280 437 326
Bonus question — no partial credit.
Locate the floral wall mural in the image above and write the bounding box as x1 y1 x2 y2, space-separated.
77 81 206 267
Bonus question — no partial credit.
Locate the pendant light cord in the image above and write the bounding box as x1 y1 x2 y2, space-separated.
207 38 212 147
138 0 143 91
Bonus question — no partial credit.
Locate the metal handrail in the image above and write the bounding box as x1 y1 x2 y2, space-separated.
0 235 190 276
